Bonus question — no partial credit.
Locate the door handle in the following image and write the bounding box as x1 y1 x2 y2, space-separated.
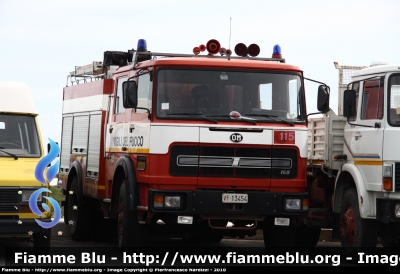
354 132 362 140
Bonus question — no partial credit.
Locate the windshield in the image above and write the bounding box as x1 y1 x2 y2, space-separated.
389 74 400 126
0 114 41 158
155 68 304 123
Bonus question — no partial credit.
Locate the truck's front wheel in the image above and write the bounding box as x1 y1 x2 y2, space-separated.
340 188 377 255
118 179 143 248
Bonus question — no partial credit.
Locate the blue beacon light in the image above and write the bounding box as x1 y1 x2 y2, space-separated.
272 44 282 59
137 39 147 52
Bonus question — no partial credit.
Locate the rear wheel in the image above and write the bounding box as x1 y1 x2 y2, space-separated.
340 188 377 255
118 179 143 248
67 176 93 241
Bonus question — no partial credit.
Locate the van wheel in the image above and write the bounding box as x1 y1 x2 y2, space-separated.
340 188 377 255
118 179 143 248
67 176 93 241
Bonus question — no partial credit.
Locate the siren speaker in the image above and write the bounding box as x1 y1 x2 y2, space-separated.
199 44 206 52
248 44 260 57
193 47 201 55
234 43 248 57
206 39 221 55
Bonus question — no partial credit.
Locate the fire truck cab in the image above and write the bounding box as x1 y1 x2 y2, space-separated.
59 39 329 249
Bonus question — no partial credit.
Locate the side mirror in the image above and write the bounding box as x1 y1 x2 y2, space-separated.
47 142 59 156
47 141 59 167
343 89 356 118
317 85 330 113
122 81 138 108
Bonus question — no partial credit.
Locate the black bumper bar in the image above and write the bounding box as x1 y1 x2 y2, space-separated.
148 189 308 216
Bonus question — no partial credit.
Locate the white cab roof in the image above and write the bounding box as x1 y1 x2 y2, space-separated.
0 81 37 115
352 64 400 79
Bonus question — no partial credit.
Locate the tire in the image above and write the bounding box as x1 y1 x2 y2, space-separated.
33 230 51 254
339 188 377 255
118 179 143 249
263 219 296 251
67 176 93 241
294 226 321 249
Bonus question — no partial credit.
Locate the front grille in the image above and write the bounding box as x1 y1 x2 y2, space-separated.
170 146 297 178
395 163 400 192
0 187 20 211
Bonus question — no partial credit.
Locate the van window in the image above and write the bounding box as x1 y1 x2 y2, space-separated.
0 114 41 157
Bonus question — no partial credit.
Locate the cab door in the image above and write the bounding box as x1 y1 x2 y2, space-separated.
344 78 384 191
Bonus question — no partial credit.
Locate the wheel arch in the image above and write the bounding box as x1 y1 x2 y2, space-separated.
333 163 372 218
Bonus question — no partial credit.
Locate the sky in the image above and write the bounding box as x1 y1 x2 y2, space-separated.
1 0 399 150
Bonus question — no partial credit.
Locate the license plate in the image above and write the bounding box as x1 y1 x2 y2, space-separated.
222 193 248 203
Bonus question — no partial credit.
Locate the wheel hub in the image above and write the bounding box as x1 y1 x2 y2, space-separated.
340 206 356 246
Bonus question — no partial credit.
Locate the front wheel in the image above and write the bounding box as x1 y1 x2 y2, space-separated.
118 179 143 249
340 188 377 255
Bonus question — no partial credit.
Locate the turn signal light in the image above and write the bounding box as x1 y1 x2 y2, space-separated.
383 177 393 191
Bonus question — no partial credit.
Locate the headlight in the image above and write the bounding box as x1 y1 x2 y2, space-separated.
395 204 400 217
285 198 301 210
21 190 42 202
165 196 180 208
153 194 182 209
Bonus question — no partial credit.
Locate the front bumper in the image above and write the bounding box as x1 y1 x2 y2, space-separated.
148 189 308 216
0 218 51 236
376 197 400 223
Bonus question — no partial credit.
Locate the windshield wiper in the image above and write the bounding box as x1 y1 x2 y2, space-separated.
206 115 257 125
0 148 18 160
244 114 294 126
166 113 218 124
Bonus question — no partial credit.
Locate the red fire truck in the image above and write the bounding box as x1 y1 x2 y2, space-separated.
58 39 329 249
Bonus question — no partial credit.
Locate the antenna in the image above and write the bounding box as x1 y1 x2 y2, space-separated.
229 17 232 50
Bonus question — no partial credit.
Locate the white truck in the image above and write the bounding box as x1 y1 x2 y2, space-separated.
306 61 400 255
